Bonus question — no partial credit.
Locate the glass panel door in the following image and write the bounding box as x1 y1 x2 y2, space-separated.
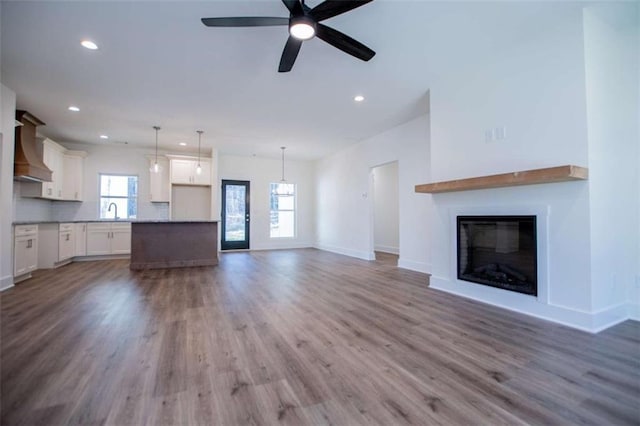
221 180 250 250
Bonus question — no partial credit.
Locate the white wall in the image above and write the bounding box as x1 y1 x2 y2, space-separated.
372 161 399 255
427 7 593 324
425 4 640 332
172 185 210 220
218 154 315 250
0 84 17 290
583 3 640 319
315 114 430 272
12 181 52 222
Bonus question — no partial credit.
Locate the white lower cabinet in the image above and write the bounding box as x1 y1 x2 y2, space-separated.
58 223 75 262
14 225 38 277
75 223 87 256
111 224 132 254
86 222 131 255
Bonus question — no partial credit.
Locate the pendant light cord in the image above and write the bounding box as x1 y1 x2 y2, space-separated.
197 130 203 167
281 146 286 182
153 126 161 166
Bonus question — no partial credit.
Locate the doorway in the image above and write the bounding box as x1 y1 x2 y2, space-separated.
371 162 399 264
221 180 250 250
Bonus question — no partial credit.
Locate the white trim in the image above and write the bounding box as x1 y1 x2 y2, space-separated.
430 275 635 333
73 254 130 262
374 245 399 255
590 303 632 333
245 244 314 252
251 241 314 251
627 302 640 321
0 274 15 291
431 276 594 332
397 258 430 274
314 244 375 261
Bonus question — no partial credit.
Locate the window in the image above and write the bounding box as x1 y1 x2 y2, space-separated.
270 183 295 238
99 174 138 219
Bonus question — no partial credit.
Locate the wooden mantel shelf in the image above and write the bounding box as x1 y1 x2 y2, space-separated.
415 165 588 194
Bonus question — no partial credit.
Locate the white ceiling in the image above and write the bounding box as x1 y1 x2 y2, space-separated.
1 1 584 160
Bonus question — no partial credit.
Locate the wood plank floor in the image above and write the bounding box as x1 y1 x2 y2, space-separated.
1 249 639 425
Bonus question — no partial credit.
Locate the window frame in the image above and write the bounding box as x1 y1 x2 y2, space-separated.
269 182 296 239
98 173 139 220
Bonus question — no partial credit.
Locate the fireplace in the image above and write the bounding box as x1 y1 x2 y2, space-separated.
457 216 537 296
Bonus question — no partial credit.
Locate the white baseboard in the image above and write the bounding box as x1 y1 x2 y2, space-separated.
374 245 399 255
628 302 640 321
314 244 375 261
397 258 431 274
429 276 635 333
590 303 633 332
250 242 314 251
0 274 15 291
73 254 130 262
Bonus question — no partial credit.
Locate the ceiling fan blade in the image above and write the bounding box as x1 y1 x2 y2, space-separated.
281 0 304 16
316 23 375 62
310 0 373 22
278 36 303 72
201 17 289 27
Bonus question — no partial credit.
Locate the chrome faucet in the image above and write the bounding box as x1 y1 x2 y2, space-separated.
108 202 119 220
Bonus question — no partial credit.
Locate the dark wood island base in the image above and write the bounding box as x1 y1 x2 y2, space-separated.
130 221 218 270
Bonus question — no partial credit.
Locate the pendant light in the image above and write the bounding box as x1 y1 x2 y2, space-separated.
196 130 203 175
151 125 161 173
274 146 294 196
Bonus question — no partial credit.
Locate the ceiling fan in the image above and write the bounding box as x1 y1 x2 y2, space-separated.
201 0 376 72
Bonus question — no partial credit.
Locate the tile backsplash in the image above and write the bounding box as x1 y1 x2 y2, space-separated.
13 182 52 222
13 181 170 223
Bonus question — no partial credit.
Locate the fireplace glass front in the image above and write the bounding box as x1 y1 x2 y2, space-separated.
457 216 537 296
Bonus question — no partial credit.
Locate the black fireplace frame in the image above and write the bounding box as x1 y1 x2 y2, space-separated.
457 215 538 296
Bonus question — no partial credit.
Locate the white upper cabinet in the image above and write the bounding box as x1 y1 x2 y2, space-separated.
148 156 170 202
169 156 211 186
62 151 87 201
193 161 211 186
41 139 65 200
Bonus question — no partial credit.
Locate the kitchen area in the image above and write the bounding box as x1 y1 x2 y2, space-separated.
9 109 219 286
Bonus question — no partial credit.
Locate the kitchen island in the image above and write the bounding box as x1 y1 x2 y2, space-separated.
130 221 218 270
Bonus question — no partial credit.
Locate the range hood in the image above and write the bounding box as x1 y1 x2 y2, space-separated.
14 110 52 182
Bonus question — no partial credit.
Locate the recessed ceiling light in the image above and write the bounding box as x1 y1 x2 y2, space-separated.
81 40 98 50
100 135 109 140
179 142 187 146
68 106 80 112
354 95 365 102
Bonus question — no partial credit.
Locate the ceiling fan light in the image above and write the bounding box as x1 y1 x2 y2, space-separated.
81 40 98 50
290 21 315 40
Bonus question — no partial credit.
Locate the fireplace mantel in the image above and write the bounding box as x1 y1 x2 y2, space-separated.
415 165 588 194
